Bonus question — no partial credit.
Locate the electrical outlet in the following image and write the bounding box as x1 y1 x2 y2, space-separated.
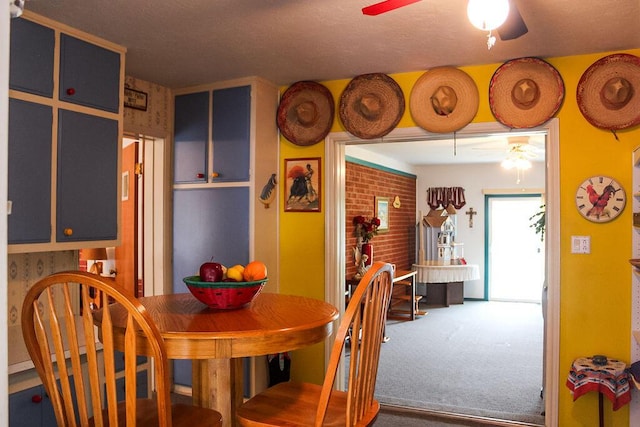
571 236 590 254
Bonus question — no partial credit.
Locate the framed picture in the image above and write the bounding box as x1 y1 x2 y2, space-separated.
375 196 390 232
284 157 321 212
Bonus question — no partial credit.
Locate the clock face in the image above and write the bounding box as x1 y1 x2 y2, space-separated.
575 175 626 223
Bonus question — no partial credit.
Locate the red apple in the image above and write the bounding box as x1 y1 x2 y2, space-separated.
199 261 224 282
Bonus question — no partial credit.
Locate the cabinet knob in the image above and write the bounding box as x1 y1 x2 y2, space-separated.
196 173 205 179
31 394 42 403
211 172 219 178
63 228 73 236
66 87 76 96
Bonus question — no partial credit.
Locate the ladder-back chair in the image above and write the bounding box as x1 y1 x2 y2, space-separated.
236 261 394 427
21 270 223 426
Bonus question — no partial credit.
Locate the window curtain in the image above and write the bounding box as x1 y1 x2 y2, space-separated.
426 187 466 210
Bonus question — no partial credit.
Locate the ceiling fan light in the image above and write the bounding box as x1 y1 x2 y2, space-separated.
501 158 515 170
515 158 532 170
467 0 509 31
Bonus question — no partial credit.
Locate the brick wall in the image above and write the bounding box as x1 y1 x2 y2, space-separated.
345 161 416 278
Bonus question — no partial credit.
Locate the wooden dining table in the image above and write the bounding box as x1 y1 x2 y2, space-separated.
97 292 339 427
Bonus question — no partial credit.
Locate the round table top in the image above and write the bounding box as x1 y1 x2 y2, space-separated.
104 292 339 359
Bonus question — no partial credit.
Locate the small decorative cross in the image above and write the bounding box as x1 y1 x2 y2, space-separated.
465 207 477 228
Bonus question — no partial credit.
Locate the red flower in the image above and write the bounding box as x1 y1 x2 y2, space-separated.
353 216 380 242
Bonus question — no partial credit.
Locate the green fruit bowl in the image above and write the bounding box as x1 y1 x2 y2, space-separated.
182 276 268 309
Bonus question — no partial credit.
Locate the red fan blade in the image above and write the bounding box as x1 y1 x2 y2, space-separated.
362 0 422 16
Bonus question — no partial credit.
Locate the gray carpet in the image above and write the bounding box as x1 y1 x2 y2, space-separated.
372 300 545 425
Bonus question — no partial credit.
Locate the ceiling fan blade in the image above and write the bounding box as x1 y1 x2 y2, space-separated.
362 0 422 16
498 1 528 40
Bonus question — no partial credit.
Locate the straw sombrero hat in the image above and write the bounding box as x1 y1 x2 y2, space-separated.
277 81 335 146
489 57 565 129
410 67 479 133
577 53 640 131
339 73 405 139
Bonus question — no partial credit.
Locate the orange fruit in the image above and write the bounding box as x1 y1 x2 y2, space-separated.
243 261 267 281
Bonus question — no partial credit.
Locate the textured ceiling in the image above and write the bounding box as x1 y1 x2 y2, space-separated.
25 0 640 89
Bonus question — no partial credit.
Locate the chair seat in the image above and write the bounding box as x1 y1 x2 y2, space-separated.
91 399 223 426
236 382 380 427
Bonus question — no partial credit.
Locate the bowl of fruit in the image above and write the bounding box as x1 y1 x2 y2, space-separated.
183 260 268 309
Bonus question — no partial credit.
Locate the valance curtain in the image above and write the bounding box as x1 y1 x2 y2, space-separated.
426 187 466 210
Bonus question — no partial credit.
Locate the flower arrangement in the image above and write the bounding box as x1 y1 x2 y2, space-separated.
353 215 381 242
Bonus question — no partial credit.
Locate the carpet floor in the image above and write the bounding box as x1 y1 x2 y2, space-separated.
372 300 545 425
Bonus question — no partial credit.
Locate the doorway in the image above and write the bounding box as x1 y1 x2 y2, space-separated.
486 194 545 302
114 133 168 298
325 121 560 426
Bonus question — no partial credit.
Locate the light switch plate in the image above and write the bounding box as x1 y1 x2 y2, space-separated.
571 236 590 254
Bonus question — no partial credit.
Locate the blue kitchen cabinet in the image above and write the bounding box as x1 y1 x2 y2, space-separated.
56 110 119 243
59 33 122 113
8 12 124 252
173 86 251 184
212 86 251 182
9 383 59 426
9 17 54 98
174 91 209 183
172 78 279 395
172 84 252 387
171 187 250 386
7 99 52 244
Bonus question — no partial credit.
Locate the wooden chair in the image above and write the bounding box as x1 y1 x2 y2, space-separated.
236 261 394 427
21 271 223 427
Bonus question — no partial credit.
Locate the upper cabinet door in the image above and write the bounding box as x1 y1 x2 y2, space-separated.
56 109 119 242
212 85 251 182
174 91 210 184
9 17 54 97
59 34 121 113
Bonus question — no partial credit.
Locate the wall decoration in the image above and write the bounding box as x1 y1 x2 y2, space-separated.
392 195 401 208
575 175 626 223
285 158 321 212
259 173 278 208
124 87 148 111
375 196 390 232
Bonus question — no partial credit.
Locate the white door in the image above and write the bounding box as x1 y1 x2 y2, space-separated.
487 195 545 302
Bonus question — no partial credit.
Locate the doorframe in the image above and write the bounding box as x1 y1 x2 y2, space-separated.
325 119 560 426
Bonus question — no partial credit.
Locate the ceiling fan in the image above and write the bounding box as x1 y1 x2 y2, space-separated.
472 136 540 160
362 0 528 41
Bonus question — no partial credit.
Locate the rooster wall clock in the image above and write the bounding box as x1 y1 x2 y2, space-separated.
575 175 626 223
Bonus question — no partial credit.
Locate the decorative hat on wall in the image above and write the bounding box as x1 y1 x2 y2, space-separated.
339 73 405 139
489 57 565 129
277 81 335 146
577 53 640 134
410 67 479 133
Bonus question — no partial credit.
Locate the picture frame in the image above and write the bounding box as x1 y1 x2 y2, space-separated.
284 157 321 212
124 87 148 111
375 196 390 232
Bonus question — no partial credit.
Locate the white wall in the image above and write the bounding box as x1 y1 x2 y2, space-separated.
415 161 545 298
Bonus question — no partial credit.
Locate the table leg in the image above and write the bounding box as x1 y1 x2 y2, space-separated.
192 358 244 427
598 392 604 427
409 274 416 320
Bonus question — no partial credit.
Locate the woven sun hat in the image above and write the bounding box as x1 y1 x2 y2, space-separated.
489 57 565 129
339 73 405 139
410 67 479 133
577 53 640 131
277 81 335 146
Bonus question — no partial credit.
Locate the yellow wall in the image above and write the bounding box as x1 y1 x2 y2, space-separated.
280 48 640 426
